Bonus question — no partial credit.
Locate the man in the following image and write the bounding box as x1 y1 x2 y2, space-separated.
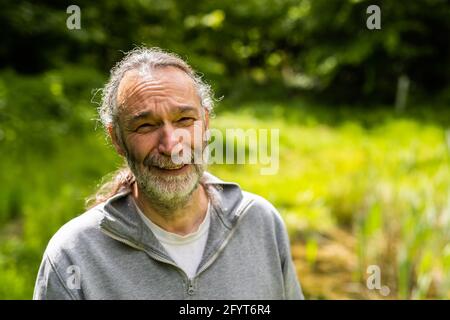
33 47 304 300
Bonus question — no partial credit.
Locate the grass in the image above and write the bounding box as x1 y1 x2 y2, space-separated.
0 70 449 299
211 102 450 299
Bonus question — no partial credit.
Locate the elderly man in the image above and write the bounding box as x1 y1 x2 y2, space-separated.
33 47 303 300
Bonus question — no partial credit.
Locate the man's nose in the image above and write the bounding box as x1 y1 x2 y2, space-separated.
157 124 179 156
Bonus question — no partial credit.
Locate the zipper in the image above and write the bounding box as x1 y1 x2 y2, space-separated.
187 279 195 296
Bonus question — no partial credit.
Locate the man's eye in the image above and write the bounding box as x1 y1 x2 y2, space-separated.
136 124 156 131
177 117 194 125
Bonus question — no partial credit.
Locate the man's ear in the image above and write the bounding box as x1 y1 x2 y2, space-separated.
108 125 126 157
204 110 209 130
202 110 211 143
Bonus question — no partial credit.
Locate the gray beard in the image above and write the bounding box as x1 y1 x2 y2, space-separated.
127 155 205 216
118 126 209 216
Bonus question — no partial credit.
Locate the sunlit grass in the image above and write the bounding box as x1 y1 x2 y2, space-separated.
209 105 450 299
0 98 449 299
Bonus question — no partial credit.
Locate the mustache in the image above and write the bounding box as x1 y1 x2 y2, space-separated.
143 152 195 169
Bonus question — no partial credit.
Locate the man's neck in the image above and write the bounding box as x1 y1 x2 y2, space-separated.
132 183 209 236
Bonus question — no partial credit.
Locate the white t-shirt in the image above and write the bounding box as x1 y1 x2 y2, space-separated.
134 200 211 279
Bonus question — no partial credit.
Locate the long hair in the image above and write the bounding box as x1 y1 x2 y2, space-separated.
85 165 135 209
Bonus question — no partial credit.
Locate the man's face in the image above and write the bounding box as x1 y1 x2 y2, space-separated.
112 66 208 211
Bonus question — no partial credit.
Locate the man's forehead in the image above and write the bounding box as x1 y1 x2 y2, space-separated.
116 66 199 110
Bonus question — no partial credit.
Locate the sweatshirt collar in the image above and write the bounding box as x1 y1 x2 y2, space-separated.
98 172 246 268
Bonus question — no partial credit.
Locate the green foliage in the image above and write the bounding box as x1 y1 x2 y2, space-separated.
0 80 449 297
2 0 449 104
212 104 450 298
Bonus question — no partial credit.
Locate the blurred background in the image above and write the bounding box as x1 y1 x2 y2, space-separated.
0 0 449 299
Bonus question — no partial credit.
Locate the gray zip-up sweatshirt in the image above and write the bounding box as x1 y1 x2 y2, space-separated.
33 172 304 300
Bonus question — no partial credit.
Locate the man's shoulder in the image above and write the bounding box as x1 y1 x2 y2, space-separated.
206 172 285 228
43 204 106 260
237 190 292 256
242 190 278 212
241 190 285 226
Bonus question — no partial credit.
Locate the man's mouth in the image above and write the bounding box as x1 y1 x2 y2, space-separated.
150 164 190 174
157 164 184 170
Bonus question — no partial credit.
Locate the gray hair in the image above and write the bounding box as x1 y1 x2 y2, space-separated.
98 47 215 130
